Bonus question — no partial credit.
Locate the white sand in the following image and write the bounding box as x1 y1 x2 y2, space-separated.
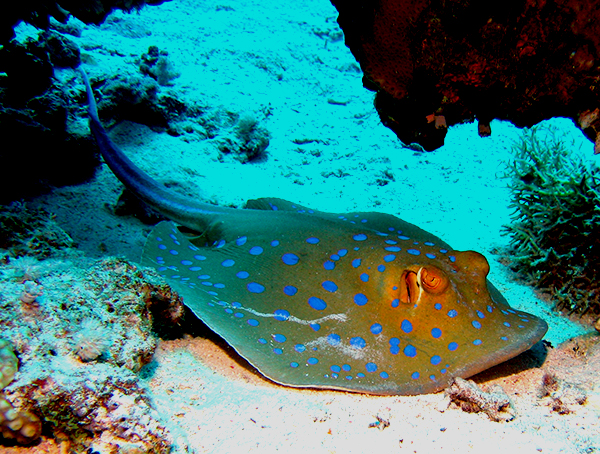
20 0 600 451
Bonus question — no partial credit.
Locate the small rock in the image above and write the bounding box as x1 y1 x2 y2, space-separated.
540 373 587 414
444 377 515 422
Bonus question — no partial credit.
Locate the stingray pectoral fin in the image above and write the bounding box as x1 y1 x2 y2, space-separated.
245 197 312 212
246 197 453 249
454 313 548 380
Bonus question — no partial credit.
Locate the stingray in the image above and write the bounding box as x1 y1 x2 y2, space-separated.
79 68 547 395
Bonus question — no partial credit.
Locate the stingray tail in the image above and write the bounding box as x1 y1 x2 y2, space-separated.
78 66 230 232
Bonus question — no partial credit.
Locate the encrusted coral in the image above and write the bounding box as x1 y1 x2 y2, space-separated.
0 340 18 389
0 339 42 445
0 254 185 451
503 124 600 315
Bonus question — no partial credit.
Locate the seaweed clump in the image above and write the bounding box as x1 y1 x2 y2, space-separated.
504 124 600 315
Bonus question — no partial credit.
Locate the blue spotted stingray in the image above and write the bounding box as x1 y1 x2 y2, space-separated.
80 69 548 395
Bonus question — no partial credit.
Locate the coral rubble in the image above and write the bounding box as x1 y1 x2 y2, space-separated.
331 0 600 151
503 125 600 315
540 373 587 414
442 377 515 422
0 208 185 450
140 46 181 87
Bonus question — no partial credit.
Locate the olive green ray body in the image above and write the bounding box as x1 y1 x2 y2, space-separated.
142 198 548 395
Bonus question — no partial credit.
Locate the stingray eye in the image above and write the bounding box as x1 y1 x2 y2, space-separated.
420 267 448 294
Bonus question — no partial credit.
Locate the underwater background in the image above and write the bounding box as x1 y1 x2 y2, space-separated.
1 0 600 452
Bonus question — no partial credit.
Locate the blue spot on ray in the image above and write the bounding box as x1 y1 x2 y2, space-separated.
247 283 265 293
273 334 286 343
401 320 413 333
322 280 338 292
327 334 341 346
282 253 299 265
284 285 298 296
354 293 368 306
274 309 290 321
365 362 377 372
370 323 382 334
350 337 366 349
308 297 327 311
404 345 417 357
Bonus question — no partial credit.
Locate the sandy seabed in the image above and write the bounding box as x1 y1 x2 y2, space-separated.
7 0 600 452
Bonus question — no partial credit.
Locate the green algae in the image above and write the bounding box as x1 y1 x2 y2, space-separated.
504 124 600 315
